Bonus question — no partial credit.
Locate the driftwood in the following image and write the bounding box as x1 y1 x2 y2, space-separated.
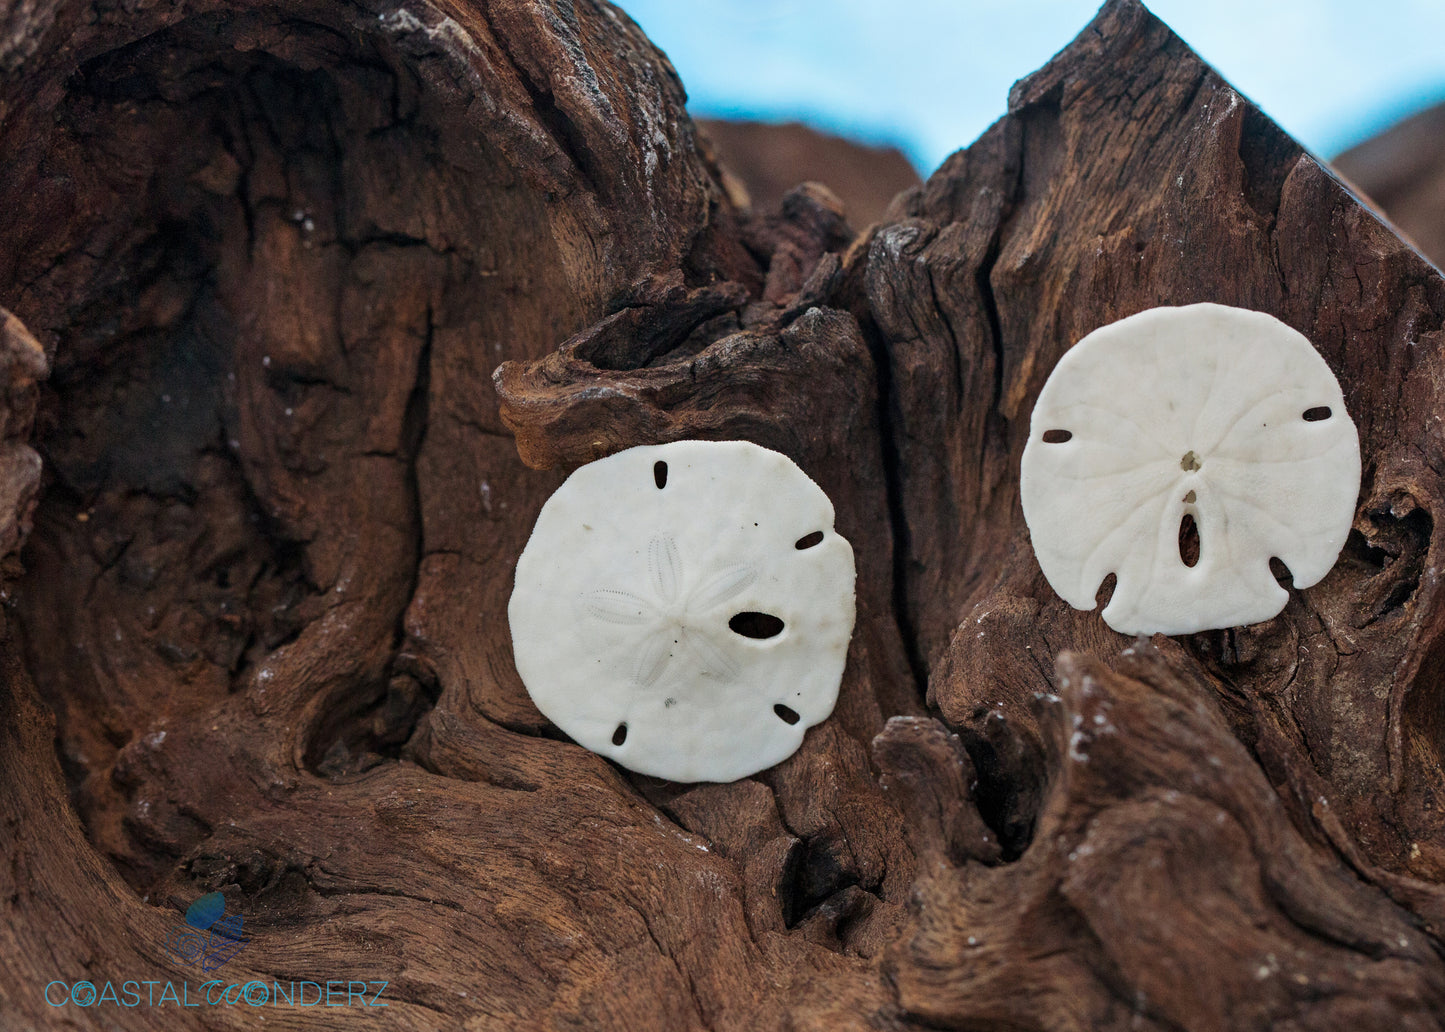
3 0 1445 1028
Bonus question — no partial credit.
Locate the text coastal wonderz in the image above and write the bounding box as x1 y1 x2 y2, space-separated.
42 892 388 1010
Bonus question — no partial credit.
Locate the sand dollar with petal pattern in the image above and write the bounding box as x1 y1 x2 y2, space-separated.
1020 303 1361 636
509 440 856 782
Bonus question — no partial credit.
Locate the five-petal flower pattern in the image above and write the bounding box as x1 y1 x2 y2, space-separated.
582 533 762 689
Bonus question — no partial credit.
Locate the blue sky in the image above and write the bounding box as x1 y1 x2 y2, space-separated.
619 0 1445 176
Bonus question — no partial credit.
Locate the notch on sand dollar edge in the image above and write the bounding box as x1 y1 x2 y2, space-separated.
509 440 856 782
1020 303 1361 636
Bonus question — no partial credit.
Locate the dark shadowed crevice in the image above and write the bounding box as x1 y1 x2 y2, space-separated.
1238 102 1300 227
306 305 436 778
976 238 1008 417
954 721 1042 861
982 81 1057 416
853 309 929 704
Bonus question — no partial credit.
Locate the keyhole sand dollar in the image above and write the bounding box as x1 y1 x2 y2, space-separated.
509 440 856 782
1020 303 1361 636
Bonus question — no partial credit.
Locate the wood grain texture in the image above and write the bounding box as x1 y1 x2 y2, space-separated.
3 0 1445 1029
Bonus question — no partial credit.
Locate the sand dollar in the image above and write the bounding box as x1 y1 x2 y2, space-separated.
509 440 856 782
1021 303 1361 635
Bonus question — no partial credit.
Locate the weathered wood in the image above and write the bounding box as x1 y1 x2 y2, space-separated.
4 0 1445 1029
853 3 1445 1023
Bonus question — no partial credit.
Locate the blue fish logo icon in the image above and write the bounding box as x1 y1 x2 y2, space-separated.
183 892 225 930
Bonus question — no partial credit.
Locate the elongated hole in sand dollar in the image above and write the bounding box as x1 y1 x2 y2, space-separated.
653 460 668 488
1304 406 1332 422
773 704 800 725
1269 557 1294 586
1179 514 1201 567
795 531 824 550
1042 429 1073 443
729 612 784 639
612 723 628 746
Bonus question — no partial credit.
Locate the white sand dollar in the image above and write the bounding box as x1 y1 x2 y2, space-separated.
509 440 856 782
1020 303 1361 636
